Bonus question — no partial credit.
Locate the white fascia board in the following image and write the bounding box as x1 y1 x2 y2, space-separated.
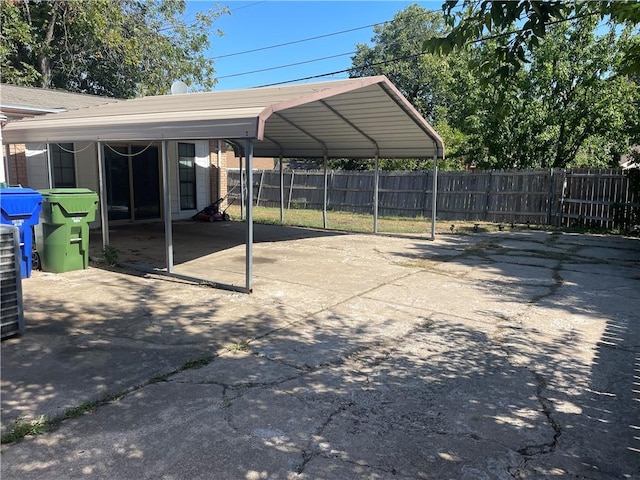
1 104 66 115
4 117 260 143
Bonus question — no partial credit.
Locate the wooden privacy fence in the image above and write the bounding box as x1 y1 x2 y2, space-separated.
228 168 640 228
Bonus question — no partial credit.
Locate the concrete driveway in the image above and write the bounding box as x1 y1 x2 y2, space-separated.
1 223 639 479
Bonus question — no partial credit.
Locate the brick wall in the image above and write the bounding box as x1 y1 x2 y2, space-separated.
7 144 28 187
209 140 228 207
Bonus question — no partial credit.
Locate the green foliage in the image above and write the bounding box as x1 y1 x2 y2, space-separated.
1 415 49 444
348 4 639 170
424 1 640 77
348 6 469 170
451 18 640 169
0 0 228 98
102 244 118 265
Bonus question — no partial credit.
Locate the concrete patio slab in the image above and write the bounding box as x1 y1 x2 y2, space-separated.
2 223 639 479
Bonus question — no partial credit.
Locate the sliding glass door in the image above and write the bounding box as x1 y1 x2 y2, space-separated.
104 145 161 221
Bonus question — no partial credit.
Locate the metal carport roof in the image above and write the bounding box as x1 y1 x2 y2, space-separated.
2 75 444 293
3 75 444 158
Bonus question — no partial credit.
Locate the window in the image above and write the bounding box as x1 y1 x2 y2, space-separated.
50 143 76 187
178 143 196 210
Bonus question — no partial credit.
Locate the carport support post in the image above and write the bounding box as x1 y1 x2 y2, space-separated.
431 153 438 241
373 154 379 234
323 155 328 229
279 155 285 223
96 141 109 249
161 140 174 273
239 154 245 220
245 139 254 292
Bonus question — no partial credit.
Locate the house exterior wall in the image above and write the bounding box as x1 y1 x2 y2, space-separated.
226 154 275 170
168 140 211 220
6 137 239 233
13 140 219 227
25 143 49 189
75 142 99 193
209 140 228 207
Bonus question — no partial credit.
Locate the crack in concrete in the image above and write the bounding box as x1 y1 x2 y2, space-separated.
518 371 561 457
293 400 355 475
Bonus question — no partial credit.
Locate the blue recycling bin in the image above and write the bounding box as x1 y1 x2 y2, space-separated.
0 187 43 278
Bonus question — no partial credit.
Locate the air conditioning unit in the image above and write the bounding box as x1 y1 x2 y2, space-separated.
1 224 24 339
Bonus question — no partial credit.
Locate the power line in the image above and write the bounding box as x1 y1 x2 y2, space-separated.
212 6 443 60
212 21 390 60
251 11 604 88
256 52 426 88
217 51 356 80
228 1 268 13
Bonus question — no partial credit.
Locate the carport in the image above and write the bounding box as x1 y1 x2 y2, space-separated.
3 75 444 293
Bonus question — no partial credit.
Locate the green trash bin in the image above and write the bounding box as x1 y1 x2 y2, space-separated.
37 188 99 273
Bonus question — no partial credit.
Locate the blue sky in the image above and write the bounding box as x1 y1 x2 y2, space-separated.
185 1 443 90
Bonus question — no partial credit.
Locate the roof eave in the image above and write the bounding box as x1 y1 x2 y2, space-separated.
3 117 260 144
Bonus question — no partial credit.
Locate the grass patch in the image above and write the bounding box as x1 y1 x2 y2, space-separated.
1 354 216 445
1 392 126 445
227 340 251 352
149 354 215 384
179 354 214 371
227 205 634 236
60 394 123 420
1 415 49 444
226 205 537 235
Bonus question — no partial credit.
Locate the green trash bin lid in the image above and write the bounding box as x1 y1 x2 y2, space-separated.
39 188 98 215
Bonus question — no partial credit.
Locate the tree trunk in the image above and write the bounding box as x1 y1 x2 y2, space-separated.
37 0 60 88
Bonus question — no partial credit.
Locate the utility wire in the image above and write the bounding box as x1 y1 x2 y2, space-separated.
212 21 389 59
212 7 443 59
256 52 425 88
252 12 603 87
217 51 356 79
229 1 268 13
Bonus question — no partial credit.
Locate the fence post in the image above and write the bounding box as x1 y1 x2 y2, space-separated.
329 170 334 210
559 169 567 227
323 156 328 229
484 171 493 221
256 170 264 206
546 168 554 226
423 169 431 218
287 170 295 210
239 156 245 220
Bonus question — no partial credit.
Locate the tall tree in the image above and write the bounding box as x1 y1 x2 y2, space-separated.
349 5 469 169
0 0 227 98
449 18 640 169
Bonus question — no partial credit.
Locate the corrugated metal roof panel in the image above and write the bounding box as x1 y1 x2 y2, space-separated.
4 76 444 158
